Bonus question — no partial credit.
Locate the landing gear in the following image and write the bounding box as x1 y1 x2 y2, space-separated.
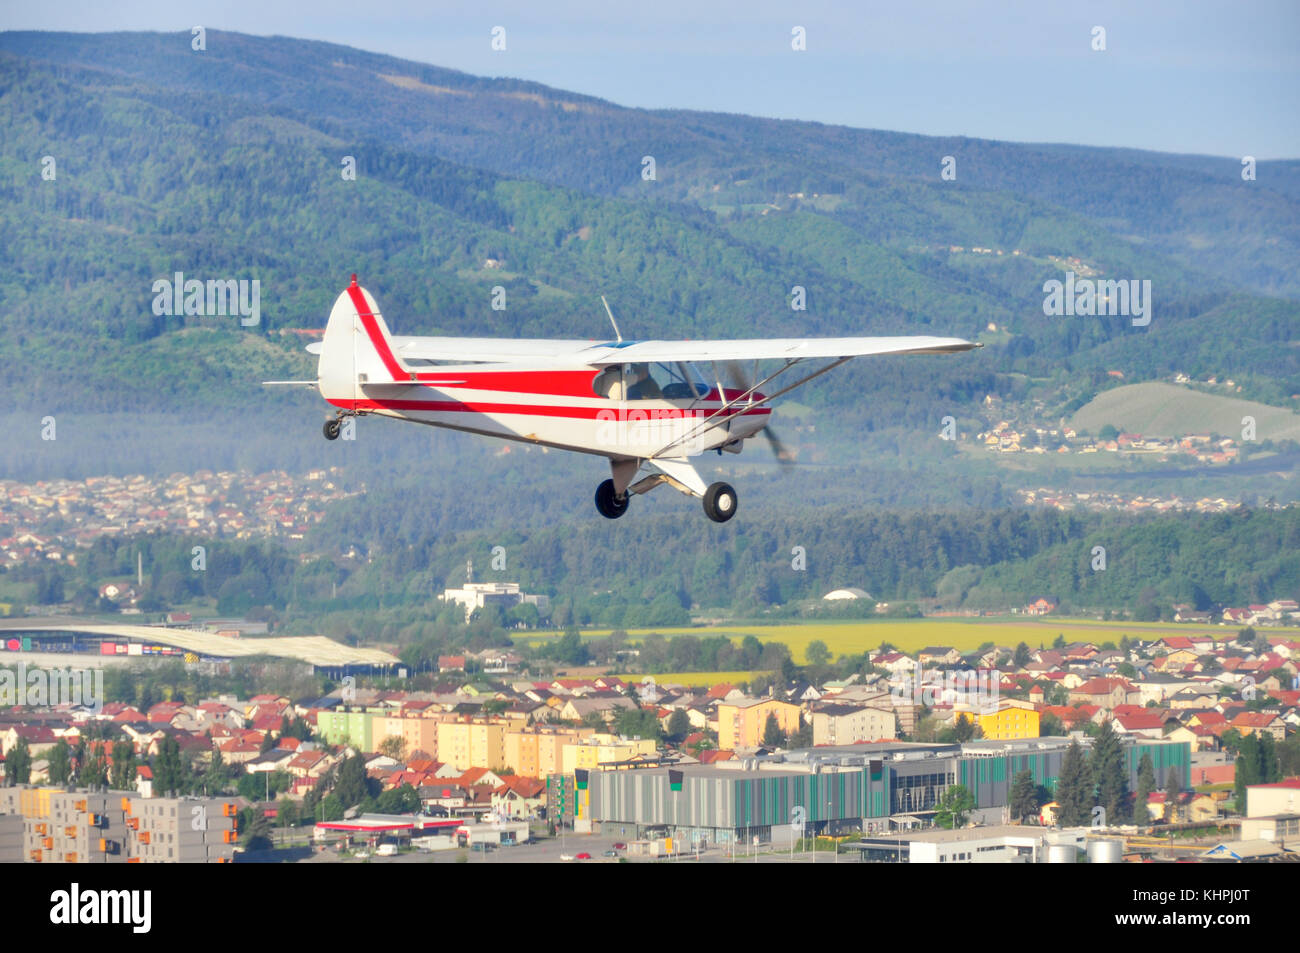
702 482 737 522
323 419 342 441
595 479 630 519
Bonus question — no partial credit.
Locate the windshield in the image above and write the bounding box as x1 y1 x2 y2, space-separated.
592 362 710 400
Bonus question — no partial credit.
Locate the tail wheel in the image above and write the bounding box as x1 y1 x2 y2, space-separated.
323 419 342 441
703 482 737 522
595 479 630 519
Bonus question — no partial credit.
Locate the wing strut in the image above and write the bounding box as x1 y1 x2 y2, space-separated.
648 356 853 459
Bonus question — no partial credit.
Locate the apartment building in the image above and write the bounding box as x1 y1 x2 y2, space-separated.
0 786 238 863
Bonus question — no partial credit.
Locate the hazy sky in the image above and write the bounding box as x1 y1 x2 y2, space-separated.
4 0 1298 157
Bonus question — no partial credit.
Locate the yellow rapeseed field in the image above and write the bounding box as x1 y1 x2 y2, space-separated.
523 618 1299 665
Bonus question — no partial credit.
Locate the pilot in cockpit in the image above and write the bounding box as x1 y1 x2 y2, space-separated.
624 363 662 400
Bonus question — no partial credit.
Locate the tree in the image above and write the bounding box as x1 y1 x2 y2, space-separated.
280 715 313 742
787 719 813 750
613 707 662 742
1009 769 1038 823
6 739 31 786
1091 719 1129 824
952 713 979 743
1234 732 1259 808
934 784 975 829
375 783 421 814
378 736 408 763
1040 712 1065 737
153 737 186 796
334 753 371 809
666 709 691 743
82 744 108 790
1278 732 1300 778
1055 739 1092 826
276 797 300 829
203 743 232 795
317 793 344 823
1013 642 1031 668
243 808 273 851
762 712 785 747
109 740 137 791
1133 751 1155 826
1257 732 1279 784
1164 765 1183 821
549 628 589 666
805 640 830 667
47 740 72 786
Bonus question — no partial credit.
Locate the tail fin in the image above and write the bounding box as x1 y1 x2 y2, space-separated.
317 275 412 404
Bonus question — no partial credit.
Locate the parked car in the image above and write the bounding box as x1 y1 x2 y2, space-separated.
560 853 574 861
604 849 619 857
376 843 398 857
576 852 591 860
612 842 626 850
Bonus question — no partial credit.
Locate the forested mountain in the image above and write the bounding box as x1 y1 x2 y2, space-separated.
2 30 1297 420
4 30 1298 298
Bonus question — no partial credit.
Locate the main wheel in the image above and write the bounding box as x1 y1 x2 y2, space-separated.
323 419 342 441
702 482 737 522
595 479 630 519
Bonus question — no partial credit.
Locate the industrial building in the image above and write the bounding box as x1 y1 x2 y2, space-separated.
0 618 398 670
852 826 1105 863
583 737 1190 847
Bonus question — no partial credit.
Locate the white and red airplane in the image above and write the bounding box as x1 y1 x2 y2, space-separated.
270 276 978 521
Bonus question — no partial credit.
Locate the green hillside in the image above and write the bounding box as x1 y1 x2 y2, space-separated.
5 30 1298 298
1072 382 1300 441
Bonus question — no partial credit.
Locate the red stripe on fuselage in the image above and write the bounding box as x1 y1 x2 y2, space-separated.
417 369 600 397
328 397 772 419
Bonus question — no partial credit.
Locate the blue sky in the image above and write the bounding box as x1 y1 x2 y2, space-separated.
5 0 1298 157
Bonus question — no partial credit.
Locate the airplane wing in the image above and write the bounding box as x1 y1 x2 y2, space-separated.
582 336 977 365
356 335 977 366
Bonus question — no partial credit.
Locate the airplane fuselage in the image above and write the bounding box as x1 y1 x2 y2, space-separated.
327 369 771 460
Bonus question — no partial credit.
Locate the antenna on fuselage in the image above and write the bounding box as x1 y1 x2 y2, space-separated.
601 295 622 343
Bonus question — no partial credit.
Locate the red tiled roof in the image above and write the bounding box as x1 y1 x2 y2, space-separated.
495 776 545 798
1247 777 1300 790
1074 677 1134 694
1115 712 1165 730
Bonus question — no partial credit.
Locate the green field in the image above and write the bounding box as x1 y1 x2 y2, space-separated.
1071 382 1300 440
521 618 1300 664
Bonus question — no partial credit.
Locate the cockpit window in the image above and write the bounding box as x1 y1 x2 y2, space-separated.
593 362 710 400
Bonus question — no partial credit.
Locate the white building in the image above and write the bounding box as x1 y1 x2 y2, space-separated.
440 559 549 621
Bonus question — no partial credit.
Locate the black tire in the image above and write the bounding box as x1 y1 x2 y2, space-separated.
323 419 342 441
703 482 738 522
594 479 629 519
